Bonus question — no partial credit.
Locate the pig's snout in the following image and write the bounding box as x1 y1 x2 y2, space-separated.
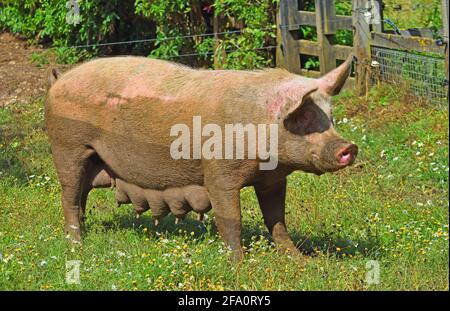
336 143 358 166
313 140 358 173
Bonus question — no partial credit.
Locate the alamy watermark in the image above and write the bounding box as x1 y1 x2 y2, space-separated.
364 0 381 25
170 116 279 170
66 0 81 26
365 260 380 285
66 260 81 284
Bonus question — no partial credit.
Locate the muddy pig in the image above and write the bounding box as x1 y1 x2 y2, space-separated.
45 54 357 262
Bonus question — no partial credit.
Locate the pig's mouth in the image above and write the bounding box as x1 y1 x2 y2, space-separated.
311 150 355 174
310 142 358 174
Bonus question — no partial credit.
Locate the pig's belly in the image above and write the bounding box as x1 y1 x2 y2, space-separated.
91 133 204 190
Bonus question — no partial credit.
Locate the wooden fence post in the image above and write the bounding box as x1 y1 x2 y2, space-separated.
353 0 371 96
278 0 301 74
276 4 285 69
315 0 336 75
442 0 449 80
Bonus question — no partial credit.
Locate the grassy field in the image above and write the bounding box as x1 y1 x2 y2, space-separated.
0 85 448 290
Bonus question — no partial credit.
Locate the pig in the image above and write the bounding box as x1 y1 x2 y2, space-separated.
45 54 357 262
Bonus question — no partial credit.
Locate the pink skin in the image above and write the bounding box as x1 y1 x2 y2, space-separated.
267 78 318 118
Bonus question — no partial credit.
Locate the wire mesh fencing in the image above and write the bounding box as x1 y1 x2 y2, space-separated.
371 46 448 105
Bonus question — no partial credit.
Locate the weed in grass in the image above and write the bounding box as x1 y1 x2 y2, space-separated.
0 86 448 290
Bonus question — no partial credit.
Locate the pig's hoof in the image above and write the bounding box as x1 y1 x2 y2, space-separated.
229 249 244 264
175 217 183 225
197 213 204 222
153 218 160 227
283 247 310 265
64 224 81 244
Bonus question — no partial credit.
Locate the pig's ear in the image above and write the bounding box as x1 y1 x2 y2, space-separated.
283 92 330 135
317 53 354 96
279 85 318 121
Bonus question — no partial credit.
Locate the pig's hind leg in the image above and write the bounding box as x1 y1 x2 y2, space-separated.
51 145 99 242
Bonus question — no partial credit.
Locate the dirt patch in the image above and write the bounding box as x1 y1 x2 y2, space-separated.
0 32 71 107
335 86 435 129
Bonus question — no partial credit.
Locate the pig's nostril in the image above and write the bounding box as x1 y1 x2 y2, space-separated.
339 151 351 164
337 145 356 165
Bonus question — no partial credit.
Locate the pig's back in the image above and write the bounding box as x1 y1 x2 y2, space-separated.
45 56 285 189
46 57 207 189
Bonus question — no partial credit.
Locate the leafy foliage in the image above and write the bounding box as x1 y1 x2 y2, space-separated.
135 0 278 69
0 0 278 69
0 0 152 62
0 0 446 68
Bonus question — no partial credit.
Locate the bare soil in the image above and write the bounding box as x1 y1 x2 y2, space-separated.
0 32 71 107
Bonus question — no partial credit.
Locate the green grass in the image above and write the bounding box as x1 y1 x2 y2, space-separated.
0 86 448 290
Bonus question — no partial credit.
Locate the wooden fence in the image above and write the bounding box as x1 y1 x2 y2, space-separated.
276 0 449 97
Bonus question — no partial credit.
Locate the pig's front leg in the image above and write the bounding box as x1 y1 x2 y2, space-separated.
206 184 243 263
255 178 300 256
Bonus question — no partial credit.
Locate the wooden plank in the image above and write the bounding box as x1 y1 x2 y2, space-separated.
442 0 449 40
298 40 320 56
279 0 301 73
315 0 336 75
320 0 336 34
328 15 353 32
298 11 316 26
276 5 285 69
371 32 446 55
399 28 435 38
298 43 352 61
353 0 371 95
442 0 449 79
334 45 353 60
282 11 315 30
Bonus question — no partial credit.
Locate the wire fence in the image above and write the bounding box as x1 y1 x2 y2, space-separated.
371 46 448 104
70 27 276 49
17 5 450 105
